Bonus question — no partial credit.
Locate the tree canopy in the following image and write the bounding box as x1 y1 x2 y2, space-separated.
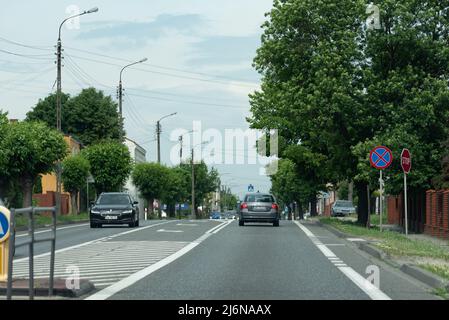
26 88 124 146
82 141 132 194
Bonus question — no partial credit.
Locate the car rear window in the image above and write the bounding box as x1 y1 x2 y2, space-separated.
335 201 353 207
245 194 274 203
97 194 130 205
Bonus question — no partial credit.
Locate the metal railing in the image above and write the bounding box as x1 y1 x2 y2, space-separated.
6 207 57 300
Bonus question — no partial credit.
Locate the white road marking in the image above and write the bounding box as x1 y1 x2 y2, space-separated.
85 221 229 300
295 221 391 300
16 223 90 238
12 240 187 288
156 229 184 233
206 221 227 234
211 220 233 234
13 220 173 263
176 224 198 226
347 238 367 242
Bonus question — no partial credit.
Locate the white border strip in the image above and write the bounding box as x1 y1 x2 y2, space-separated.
14 221 173 263
294 221 391 300
85 221 230 300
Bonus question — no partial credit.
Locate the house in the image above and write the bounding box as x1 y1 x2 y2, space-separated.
35 135 83 214
123 137 147 218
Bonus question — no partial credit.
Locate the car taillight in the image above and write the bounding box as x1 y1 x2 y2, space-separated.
272 203 279 210
240 203 248 209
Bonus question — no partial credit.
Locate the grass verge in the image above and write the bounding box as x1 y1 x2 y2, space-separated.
14 212 89 229
319 216 449 285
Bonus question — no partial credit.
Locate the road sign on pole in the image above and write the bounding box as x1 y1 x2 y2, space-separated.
401 149 411 235
370 146 393 232
0 206 11 281
248 184 254 192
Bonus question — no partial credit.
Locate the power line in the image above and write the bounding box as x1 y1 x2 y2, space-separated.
65 53 257 88
64 45 257 83
0 36 53 51
0 48 54 60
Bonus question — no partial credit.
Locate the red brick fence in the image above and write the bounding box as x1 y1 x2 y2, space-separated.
425 190 449 240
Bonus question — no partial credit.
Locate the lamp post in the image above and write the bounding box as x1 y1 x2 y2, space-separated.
156 112 177 164
118 57 148 140
55 7 98 215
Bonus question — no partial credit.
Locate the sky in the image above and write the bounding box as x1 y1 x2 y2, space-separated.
0 0 275 199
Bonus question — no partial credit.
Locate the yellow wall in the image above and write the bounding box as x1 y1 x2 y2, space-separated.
40 136 81 200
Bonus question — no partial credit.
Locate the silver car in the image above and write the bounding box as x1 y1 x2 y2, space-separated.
331 200 356 217
239 193 280 227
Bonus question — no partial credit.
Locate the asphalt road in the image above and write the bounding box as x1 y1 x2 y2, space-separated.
9 219 439 300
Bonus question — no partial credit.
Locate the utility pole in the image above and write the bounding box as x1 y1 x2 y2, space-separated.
156 121 161 164
55 7 99 215
179 135 183 164
118 58 148 141
191 148 195 219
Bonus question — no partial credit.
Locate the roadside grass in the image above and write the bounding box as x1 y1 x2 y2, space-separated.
368 213 388 226
14 212 89 229
420 264 449 281
319 217 449 261
433 287 449 300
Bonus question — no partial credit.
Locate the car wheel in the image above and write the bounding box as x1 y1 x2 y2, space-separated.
273 220 279 227
135 219 139 227
239 220 244 226
90 222 97 228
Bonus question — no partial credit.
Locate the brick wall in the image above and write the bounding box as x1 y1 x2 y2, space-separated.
387 195 402 225
33 192 70 215
424 190 449 240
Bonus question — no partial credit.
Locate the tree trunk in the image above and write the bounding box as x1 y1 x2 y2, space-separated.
348 180 354 202
355 181 369 226
310 196 318 217
148 198 154 218
288 204 293 221
297 200 304 220
21 174 34 208
70 191 78 215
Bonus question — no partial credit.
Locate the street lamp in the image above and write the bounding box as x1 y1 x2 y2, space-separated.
118 57 148 139
156 112 177 164
55 7 99 215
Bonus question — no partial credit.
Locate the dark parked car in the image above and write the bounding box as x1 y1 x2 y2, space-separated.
90 192 140 228
331 200 356 217
239 193 280 227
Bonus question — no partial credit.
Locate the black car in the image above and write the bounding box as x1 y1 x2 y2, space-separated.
90 192 140 228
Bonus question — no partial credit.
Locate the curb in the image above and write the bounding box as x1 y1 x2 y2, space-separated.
315 219 449 290
0 279 95 298
400 265 449 290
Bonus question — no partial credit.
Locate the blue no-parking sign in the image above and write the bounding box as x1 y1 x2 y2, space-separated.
370 146 393 170
0 209 10 243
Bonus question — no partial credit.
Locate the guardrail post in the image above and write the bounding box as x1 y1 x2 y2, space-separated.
28 208 35 300
6 208 16 300
49 208 56 296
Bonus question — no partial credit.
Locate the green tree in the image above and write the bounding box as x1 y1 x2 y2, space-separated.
25 92 70 132
82 141 132 194
162 167 190 218
26 88 124 146
131 162 169 218
179 161 220 217
61 155 90 215
1 121 67 207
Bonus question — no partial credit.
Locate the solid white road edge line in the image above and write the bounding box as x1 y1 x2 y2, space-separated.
85 221 232 300
13 220 173 263
211 220 233 234
294 221 391 301
16 223 90 238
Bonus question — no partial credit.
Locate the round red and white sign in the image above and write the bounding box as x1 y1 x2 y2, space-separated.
401 149 411 174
